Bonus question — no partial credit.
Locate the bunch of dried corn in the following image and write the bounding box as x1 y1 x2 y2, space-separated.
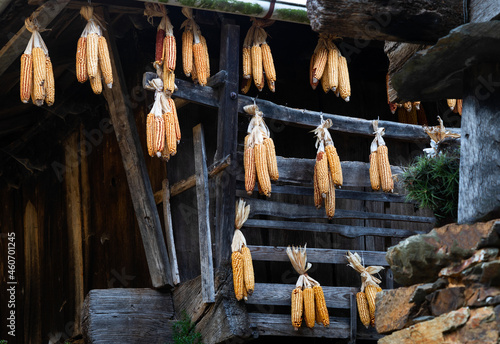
231 199 254 300
310 34 350 101
346 251 384 328
243 104 279 196
369 120 393 192
287 245 330 330
312 119 342 218
19 17 54 106
77 6 113 94
180 8 210 86
422 116 461 157
241 18 276 94
145 77 181 160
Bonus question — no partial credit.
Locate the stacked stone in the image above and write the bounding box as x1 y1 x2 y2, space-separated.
375 219 500 343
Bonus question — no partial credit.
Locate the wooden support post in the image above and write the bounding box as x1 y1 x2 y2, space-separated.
214 21 240 268
162 179 180 285
193 124 215 303
98 7 172 288
458 62 500 223
349 293 357 344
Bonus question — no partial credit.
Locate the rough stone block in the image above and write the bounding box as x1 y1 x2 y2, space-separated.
443 306 500 344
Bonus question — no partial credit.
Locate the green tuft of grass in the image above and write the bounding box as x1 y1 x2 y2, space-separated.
171 311 203 344
399 150 459 225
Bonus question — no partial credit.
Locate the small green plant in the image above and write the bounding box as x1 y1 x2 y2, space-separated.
1 339 8 344
171 311 203 344
400 151 459 225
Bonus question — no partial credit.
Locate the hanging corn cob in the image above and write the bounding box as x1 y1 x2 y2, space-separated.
287 245 329 330
144 77 181 160
231 199 254 301
77 6 113 93
312 119 342 218
19 17 54 106
346 251 384 328
243 104 279 196
447 99 457 111
180 8 210 86
241 18 276 93
370 120 393 192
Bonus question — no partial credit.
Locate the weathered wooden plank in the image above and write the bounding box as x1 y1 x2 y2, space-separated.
0 0 70 76
162 179 180 285
470 0 500 23
242 219 427 238
173 78 219 108
306 0 463 44
349 294 357 344
249 313 350 338
247 283 356 308
99 8 172 288
81 288 174 344
245 198 435 224
193 124 215 303
153 154 231 204
214 22 240 268
248 245 389 266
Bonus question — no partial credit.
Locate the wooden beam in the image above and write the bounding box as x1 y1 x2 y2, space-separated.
306 0 463 44
99 7 172 288
81 288 175 343
470 0 500 23
162 180 180 285
193 124 215 303
0 0 70 76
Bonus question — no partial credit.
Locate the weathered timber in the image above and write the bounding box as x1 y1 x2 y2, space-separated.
206 70 227 88
470 0 500 23
458 62 500 223
306 0 463 44
99 8 172 287
193 124 215 303
169 78 220 108
248 245 389 266
162 180 180 285
242 219 427 238
245 198 435 223
0 0 70 76
153 154 230 204
247 283 356 308
349 294 356 344
392 21 500 101
81 288 175 343
214 22 239 268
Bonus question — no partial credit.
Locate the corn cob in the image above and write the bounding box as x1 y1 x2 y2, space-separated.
191 54 198 83
365 285 379 323
291 287 303 330
261 43 276 83
90 65 102 95
254 143 271 197
313 164 322 208
193 42 207 86
161 142 170 161
156 28 166 64
86 33 99 79
200 35 210 78
244 135 256 195
266 77 275 92
376 286 382 293
325 175 335 219
321 63 331 93
45 57 55 106
257 181 264 195
447 99 456 111
369 152 381 191
251 44 263 89
76 37 88 83
313 285 329 327
168 97 181 142
325 144 342 186
163 70 175 94
20 54 32 103
242 46 251 79
315 151 329 195
357 292 371 328
403 101 412 112
164 35 176 72
310 53 317 90
154 116 165 153
146 113 155 157
32 47 46 105
232 251 244 301
98 36 113 87
263 137 279 181
312 45 327 83
377 145 393 192
165 112 177 156
338 55 351 101
256 70 264 92
241 245 254 296
303 287 315 328
241 77 251 94
327 47 339 91
182 30 193 76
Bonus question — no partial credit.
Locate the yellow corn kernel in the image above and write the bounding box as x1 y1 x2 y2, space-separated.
357 292 371 328
76 37 87 83
313 285 329 327
200 35 210 78
254 143 271 197
377 145 393 192
447 99 456 110
291 287 303 330
242 46 251 79
241 246 254 296
244 135 256 195
86 33 99 79
321 62 331 93
164 35 176 72
182 30 193 77
146 113 155 157
90 65 102 95
315 151 329 196
369 152 381 191
365 285 379 323
32 47 46 106
241 77 251 94
312 47 327 82
154 115 165 154
313 164 322 209
168 97 181 142
98 36 113 88
261 43 276 82
20 53 32 103
338 55 351 102
310 53 317 90
263 137 279 181
45 57 55 106
251 44 263 88
303 287 315 328
232 251 244 301
327 47 339 91
164 112 177 156
325 175 335 219
325 144 342 186
193 42 207 86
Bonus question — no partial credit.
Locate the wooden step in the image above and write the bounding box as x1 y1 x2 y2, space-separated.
245 198 435 224
248 245 389 266
243 219 426 238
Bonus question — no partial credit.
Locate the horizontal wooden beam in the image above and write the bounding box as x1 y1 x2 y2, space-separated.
306 0 463 44
248 245 389 266
242 219 427 238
